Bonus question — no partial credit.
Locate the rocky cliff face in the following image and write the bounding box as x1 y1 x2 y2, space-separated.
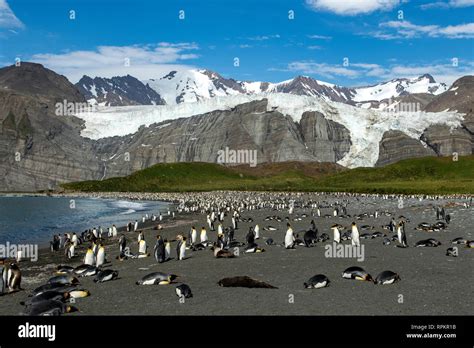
299 111 351 162
96 99 352 178
0 64 104 191
376 130 436 166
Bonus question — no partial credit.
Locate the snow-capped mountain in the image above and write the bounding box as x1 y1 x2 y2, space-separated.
143 69 448 106
76 75 166 106
145 69 245 104
351 74 448 102
75 68 448 107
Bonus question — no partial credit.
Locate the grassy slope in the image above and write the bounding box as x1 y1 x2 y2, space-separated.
62 156 474 194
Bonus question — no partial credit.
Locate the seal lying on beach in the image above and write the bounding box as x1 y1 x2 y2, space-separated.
415 238 442 247
217 276 277 289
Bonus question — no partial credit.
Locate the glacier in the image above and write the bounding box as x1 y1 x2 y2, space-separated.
74 93 464 168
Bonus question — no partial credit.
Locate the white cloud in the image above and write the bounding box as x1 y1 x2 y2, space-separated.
247 34 280 41
421 0 474 9
287 61 387 79
305 0 400 15
286 61 362 79
307 34 332 40
30 43 199 82
307 45 323 50
0 0 24 29
450 0 474 6
372 20 474 39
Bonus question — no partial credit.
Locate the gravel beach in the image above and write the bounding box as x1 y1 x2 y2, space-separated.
1 192 472 316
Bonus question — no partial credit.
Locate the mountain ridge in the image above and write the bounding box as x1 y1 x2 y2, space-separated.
74 67 448 107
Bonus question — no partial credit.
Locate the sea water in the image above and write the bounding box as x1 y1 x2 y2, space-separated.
0 196 168 246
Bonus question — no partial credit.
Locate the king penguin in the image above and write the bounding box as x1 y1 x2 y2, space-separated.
284 223 296 249
331 224 341 243
138 239 147 255
189 226 197 245
7 263 22 292
396 221 408 247
165 239 171 261
200 227 208 243
84 247 95 266
351 222 360 247
154 235 166 263
176 236 186 261
96 244 106 267
254 224 260 240
66 243 75 259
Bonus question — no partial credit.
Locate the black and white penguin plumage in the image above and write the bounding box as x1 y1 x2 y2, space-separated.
374 270 400 285
175 284 193 298
93 269 119 283
119 235 127 254
0 264 6 294
154 235 166 263
446 247 458 257
176 236 186 261
7 263 22 292
397 222 408 247
304 274 330 289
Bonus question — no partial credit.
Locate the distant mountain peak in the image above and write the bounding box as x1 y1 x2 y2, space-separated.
76 75 166 106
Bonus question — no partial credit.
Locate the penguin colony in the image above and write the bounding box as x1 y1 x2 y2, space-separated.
1 191 472 315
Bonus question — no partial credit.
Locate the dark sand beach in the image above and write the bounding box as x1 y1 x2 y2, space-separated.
1 193 472 316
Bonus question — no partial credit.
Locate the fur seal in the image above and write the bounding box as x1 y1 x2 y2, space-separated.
217 276 277 289
415 238 442 247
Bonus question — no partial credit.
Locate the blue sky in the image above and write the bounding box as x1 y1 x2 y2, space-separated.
0 0 473 86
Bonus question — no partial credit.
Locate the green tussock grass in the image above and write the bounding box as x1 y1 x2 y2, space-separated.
61 156 474 194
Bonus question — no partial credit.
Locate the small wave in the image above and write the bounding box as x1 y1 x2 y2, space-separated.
111 200 148 211
119 209 136 215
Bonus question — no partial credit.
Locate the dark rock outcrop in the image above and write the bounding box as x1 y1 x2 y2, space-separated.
0 64 104 191
300 111 352 162
376 131 436 166
0 62 85 106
